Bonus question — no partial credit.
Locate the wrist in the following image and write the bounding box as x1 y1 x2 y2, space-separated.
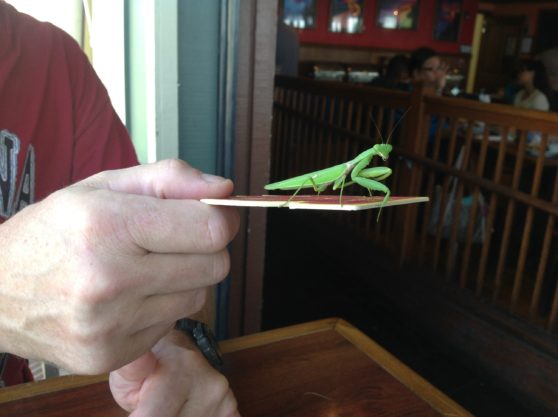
166 328 198 350
173 318 223 372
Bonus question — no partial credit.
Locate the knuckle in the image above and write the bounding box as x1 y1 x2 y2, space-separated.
186 288 207 314
160 158 190 174
67 312 112 345
205 207 238 252
223 396 239 417
155 159 197 198
205 211 229 251
212 250 230 282
51 202 93 243
210 373 231 399
71 264 119 306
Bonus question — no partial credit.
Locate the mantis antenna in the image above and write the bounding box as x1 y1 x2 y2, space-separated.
368 106 412 145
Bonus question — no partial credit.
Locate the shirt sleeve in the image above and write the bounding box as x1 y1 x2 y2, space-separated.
61 32 139 183
513 90 521 107
532 91 550 111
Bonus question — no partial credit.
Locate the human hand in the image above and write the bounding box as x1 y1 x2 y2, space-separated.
0 160 239 374
436 61 449 93
109 331 240 417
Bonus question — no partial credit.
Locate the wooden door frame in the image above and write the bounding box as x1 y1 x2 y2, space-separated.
228 0 276 336
474 13 526 93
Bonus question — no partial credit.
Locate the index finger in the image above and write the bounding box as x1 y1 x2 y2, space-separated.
122 196 239 254
80 159 234 200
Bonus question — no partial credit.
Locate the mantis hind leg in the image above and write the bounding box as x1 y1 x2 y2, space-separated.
283 176 327 206
352 176 391 221
337 175 347 206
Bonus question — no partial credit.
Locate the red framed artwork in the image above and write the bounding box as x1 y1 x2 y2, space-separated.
329 0 365 34
433 0 463 42
376 0 420 30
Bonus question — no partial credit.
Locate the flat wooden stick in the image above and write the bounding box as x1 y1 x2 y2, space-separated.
201 195 429 211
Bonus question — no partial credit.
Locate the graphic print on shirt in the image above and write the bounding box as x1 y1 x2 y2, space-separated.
0 130 35 219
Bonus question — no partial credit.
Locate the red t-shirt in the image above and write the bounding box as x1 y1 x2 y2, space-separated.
0 2 138 385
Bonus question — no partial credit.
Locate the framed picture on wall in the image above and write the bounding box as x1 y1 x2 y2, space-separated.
433 0 463 42
329 0 365 34
376 0 420 30
282 0 316 30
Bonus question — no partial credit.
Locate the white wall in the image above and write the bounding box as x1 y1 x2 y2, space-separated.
89 0 127 123
7 0 83 42
7 0 127 124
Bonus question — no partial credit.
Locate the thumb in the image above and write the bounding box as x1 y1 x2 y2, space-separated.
109 352 158 412
113 351 157 382
78 159 234 200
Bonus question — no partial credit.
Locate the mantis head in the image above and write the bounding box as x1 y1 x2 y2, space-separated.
375 143 392 161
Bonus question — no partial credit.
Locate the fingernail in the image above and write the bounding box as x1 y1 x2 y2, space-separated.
201 173 227 183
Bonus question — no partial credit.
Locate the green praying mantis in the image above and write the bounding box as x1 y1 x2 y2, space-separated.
265 110 409 220
264 143 392 220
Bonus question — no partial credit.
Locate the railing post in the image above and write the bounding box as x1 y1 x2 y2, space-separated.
393 82 426 267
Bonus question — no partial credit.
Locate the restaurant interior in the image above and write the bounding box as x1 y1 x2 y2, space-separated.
2 0 558 416
262 0 558 416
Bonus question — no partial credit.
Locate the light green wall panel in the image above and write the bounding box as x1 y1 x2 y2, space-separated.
125 0 149 164
178 2 220 174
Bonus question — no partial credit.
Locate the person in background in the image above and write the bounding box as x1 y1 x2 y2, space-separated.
275 18 299 76
408 47 448 95
408 47 448 143
370 54 410 91
367 54 411 145
0 2 240 416
513 59 552 112
494 72 521 105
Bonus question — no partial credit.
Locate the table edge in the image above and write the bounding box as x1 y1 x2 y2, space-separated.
334 319 475 417
220 317 339 353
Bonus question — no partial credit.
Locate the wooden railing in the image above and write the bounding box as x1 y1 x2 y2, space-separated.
411 95 558 334
271 75 558 337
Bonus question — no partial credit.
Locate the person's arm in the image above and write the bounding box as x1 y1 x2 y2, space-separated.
513 90 520 107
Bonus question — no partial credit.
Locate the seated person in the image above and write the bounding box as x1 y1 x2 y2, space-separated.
408 47 448 95
408 47 448 142
513 59 551 112
368 55 411 145
370 54 410 91
493 66 521 105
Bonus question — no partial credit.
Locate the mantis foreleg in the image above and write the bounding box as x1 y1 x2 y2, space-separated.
358 167 392 181
352 176 391 221
351 165 392 220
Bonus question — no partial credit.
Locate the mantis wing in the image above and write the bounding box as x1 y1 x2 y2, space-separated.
264 163 349 191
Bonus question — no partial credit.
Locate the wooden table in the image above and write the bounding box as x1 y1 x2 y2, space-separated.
0 318 473 416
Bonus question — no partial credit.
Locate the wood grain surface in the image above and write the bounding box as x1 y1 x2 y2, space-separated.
0 319 472 417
